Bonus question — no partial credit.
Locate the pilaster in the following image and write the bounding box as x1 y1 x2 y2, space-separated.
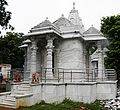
97 41 104 80
26 45 31 72
30 40 38 78
46 37 54 79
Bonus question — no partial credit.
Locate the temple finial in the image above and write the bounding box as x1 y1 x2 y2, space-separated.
46 17 48 20
73 2 75 9
61 14 64 17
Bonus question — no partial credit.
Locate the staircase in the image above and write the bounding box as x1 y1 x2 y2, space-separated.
0 95 16 109
0 83 31 109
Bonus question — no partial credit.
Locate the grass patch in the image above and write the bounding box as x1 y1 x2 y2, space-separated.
18 99 106 110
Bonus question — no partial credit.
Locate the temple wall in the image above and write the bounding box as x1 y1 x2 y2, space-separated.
36 48 47 72
96 81 117 100
29 82 96 104
8 81 117 108
54 38 84 70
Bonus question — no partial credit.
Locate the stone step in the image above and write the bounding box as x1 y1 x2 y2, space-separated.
21 85 30 87
13 91 25 95
5 98 16 102
11 90 31 96
17 84 31 91
0 102 16 109
1 95 16 106
2 100 15 105
18 87 30 91
6 95 15 99
20 85 30 88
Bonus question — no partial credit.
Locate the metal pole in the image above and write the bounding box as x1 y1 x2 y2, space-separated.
45 69 46 83
88 68 89 82
63 70 64 83
40 68 42 83
71 70 72 82
58 69 59 83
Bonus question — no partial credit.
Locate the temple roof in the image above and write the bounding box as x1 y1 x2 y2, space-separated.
31 18 58 30
83 25 102 35
24 3 105 40
83 25 106 41
53 15 74 29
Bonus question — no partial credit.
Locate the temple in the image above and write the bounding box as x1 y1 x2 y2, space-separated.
22 3 108 82
0 3 116 109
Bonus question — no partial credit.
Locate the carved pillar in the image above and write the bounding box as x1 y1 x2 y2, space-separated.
30 40 37 78
83 42 86 72
83 43 87 80
46 37 54 79
26 45 31 72
85 42 91 81
24 49 27 74
97 41 104 80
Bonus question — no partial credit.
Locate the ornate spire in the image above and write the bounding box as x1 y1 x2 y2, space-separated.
68 2 85 33
73 2 75 10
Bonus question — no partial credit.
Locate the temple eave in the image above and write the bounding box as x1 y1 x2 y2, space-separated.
24 30 61 37
83 36 106 41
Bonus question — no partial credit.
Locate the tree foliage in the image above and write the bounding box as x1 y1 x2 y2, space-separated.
0 0 14 32
101 15 120 80
0 32 24 68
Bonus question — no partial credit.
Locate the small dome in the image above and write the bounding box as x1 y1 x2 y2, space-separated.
53 16 74 29
84 25 101 35
32 18 57 29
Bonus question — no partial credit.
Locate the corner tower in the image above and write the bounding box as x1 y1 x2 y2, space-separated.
68 2 85 33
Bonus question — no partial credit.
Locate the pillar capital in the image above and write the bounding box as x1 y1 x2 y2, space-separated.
97 41 102 48
31 46 38 50
30 40 38 50
46 37 54 49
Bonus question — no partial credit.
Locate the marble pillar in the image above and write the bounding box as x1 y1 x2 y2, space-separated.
24 49 27 71
24 45 31 80
83 43 87 72
85 43 91 81
30 40 37 78
26 45 31 72
46 38 54 79
97 41 104 80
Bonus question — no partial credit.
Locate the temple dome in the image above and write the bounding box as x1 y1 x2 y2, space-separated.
32 18 58 30
83 25 106 41
83 25 102 35
53 15 74 29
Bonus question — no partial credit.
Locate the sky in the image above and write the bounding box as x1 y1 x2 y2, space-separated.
4 0 120 35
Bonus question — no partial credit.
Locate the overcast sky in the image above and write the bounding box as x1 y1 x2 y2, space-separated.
5 0 120 34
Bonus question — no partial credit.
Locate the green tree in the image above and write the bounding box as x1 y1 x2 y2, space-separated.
0 32 24 68
101 15 120 81
0 0 14 32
